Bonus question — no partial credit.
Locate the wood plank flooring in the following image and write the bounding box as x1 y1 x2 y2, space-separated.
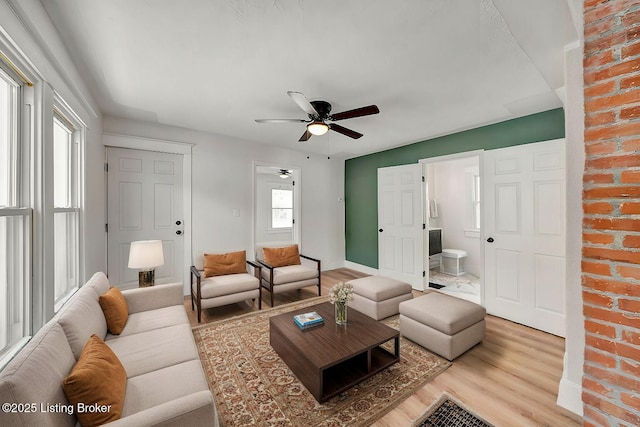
185 268 582 426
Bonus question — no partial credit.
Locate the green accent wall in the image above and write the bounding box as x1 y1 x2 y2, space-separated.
344 108 565 268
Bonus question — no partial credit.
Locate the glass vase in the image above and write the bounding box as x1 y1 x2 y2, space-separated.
335 301 347 325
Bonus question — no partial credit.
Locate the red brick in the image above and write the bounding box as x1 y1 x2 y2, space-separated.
621 74 640 89
584 0 608 10
585 49 616 69
622 9 640 28
617 265 640 281
585 19 618 41
586 58 640 84
585 31 628 58
586 348 618 368
622 359 640 376
583 260 612 276
582 391 640 426
583 246 640 263
586 111 617 127
584 364 640 393
621 105 640 119
584 232 616 244
622 328 640 345
583 276 640 297
585 1 634 24
585 89 640 114
584 173 615 184
584 406 612 427
584 305 640 328
585 81 617 98
623 234 640 248
584 376 615 397
620 202 640 214
585 140 618 155
586 155 640 169
584 291 615 308
623 40 640 59
585 319 617 336
584 186 640 199
621 138 640 151
584 217 640 231
584 202 615 214
619 299 640 313
621 171 640 183
621 392 640 411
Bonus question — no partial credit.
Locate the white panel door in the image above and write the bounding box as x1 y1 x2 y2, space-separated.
107 147 184 289
378 164 424 289
484 139 566 336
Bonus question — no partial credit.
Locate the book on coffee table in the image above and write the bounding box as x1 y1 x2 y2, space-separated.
293 312 324 330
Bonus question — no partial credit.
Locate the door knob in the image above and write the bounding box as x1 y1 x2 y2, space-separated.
176 220 182 226
487 237 494 243
176 230 182 235
379 228 383 232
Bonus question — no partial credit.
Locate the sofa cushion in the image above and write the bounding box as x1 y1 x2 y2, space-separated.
263 264 318 285
262 244 301 267
62 334 126 427
348 276 413 301
0 323 77 427
204 250 247 278
105 324 199 378
99 287 129 335
200 273 259 299
105 305 188 339
57 284 108 360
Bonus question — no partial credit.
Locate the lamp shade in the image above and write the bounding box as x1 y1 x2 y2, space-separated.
128 240 164 269
307 121 329 136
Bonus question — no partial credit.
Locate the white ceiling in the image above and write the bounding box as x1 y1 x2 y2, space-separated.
42 0 579 158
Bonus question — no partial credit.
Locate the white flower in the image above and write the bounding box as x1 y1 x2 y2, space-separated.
329 282 354 304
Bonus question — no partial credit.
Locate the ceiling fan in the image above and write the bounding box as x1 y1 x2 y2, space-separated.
255 91 380 142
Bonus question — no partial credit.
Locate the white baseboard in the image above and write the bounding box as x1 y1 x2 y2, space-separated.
344 261 379 276
557 377 583 416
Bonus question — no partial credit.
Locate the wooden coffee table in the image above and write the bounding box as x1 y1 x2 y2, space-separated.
269 301 400 402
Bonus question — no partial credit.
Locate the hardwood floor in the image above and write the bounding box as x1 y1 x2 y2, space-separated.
185 268 582 426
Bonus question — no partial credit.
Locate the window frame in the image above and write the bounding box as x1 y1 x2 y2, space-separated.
268 184 294 232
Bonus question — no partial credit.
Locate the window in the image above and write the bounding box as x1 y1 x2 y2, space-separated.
271 187 293 229
464 165 481 231
53 110 81 309
0 65 30 363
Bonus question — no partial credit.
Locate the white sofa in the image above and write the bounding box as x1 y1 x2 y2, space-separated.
0 272 218 427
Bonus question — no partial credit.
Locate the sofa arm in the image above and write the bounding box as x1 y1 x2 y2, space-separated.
105 391 218 427
121 283 184 314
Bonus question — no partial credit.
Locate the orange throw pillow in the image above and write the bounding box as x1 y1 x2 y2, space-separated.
62 334 126 427
262 245 301 267
99 287 129 335
204 250 247 278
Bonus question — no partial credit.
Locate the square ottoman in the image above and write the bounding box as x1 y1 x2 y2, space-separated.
399 292 486 360
347 276 413 320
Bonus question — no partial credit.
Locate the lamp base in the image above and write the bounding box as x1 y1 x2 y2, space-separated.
138 270 155 287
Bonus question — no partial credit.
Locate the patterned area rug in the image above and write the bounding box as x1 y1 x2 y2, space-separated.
411 393 494 427
193 296 451 427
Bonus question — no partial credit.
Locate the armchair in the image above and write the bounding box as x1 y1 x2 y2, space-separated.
255 244 321 307
190 250 261 323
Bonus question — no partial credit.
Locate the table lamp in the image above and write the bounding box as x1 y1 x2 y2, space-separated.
128 240 164 287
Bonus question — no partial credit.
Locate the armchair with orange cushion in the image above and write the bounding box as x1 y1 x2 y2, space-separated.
190 250 262 323
255 244 321 307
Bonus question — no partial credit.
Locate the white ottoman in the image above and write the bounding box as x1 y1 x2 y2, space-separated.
399 292 486 360
347 276 413 320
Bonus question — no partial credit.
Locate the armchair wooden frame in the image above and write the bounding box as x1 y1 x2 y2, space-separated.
190 260 262 323
258 254 321 307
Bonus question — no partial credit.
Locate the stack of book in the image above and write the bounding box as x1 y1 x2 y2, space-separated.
293 312 324 330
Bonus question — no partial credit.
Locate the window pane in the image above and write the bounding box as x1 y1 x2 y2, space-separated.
272 189 292 209
0 73 17 208
53 119 72 208
0 214 28 357
54 211 79 302
272 208 293 228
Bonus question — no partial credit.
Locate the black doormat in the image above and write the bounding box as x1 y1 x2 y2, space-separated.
412 394 494 427
429 282 445 289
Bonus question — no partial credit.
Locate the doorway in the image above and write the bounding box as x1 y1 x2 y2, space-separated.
253 163 301 252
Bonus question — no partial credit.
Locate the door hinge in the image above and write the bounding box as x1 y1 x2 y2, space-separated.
105 224 109 233
423 223 426 230
104 163 108 172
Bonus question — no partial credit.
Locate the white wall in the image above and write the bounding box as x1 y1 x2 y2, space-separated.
430 157 481 275
103 116 346 271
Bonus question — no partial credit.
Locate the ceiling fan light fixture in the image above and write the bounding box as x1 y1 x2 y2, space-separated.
307 121 329 136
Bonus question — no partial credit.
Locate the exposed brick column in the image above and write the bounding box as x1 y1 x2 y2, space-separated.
583 0 640 426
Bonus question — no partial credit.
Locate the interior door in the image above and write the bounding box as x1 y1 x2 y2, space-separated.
378 163 424 290
107 147 184 289
484 139 566 336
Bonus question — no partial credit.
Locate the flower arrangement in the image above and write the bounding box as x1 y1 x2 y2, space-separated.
328 282 354 304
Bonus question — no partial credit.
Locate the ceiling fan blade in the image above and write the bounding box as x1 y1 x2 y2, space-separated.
287 91 319 116
255 118 307 123
298 129 312 142
329 123 363 139
330 105 380 121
